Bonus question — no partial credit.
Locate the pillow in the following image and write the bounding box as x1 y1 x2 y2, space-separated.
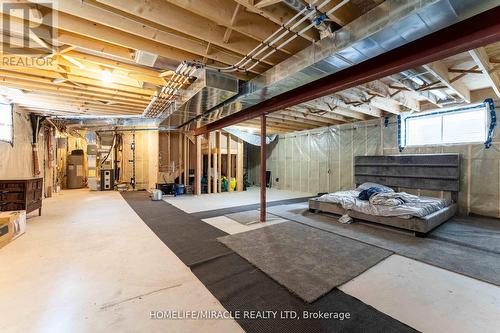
355 182 394 193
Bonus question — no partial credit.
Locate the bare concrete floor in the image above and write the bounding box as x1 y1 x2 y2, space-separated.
3 189 499 333
340 255 500 333
164 186 313 213
0 189 243 333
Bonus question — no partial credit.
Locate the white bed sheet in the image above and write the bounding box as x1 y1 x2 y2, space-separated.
317 190 451 219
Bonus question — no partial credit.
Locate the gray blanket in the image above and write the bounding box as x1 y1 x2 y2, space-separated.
369 192 419 206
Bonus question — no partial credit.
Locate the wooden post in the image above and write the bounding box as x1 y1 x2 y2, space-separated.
195 135 202 195
260 115 266 222
167 132 171 176
216 131 222 193
227 133 232 192
183 134 188 185
212 150 217 193
178 133 182 182
236 138 243 192
207 132 212 194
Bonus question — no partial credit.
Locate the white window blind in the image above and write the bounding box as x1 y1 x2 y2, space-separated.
0 104 13 144
405 106 488 147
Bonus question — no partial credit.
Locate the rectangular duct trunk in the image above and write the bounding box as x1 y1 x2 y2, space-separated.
162 69 239 127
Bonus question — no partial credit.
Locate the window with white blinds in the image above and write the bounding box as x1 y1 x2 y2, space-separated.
0 104 13 144
404 105 488 147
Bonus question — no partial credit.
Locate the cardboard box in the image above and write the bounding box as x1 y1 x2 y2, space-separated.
0 211 27 249
0 215 14 249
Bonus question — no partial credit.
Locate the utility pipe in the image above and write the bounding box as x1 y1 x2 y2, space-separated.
246 0 349 71
209 0 328 72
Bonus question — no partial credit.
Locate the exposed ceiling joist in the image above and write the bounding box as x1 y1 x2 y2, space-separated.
195 6 500 135
233 0 319 43
255 0 283 8
469 47 500 97
48 1 276 71
423 61 471 102
91 0 295 62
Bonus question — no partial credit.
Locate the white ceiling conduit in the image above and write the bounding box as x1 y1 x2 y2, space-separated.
207 0 349 73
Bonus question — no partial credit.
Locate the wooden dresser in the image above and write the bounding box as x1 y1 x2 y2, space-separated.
0 178 43 216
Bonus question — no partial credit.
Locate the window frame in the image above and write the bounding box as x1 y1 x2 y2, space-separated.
0 103 13 146
399 103 490 148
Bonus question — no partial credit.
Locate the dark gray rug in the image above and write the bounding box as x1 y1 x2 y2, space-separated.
218 221 392 303
430 215 500 255
122 191 416 332
193 252 416 333
268 203 500 287
225 210 283 225
121 191 231 266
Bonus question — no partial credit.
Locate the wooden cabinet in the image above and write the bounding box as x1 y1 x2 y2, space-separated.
0 178 43 216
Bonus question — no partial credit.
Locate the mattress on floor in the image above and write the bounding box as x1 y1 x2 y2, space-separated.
316 190 451 219
309 192 457 234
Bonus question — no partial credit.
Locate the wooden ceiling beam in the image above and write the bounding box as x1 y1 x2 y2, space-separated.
338 88 401 114
297 101 368 120
17 98 142 114
423 61 471 102
246 117 315 130
12 92 144 110
0 68 155 96
223 3 242 44
0 75 153 102
302 0 360 26
57 31 135 61
267 112 332 128
92 0 290 65
2 10 262 76
18 105 140 116
362 80 420 112
53 57 166 87
469 47 500 98
166 0 314 50
17 92 147 109
45 1 272 71
235 121 289 134
15 100 141 114
233 0 319 43
255 0 283 9
243 118 312 132
390 76 441 107
62 51 166 77
0 14 136 61
0 81 150 108
280 108 346 124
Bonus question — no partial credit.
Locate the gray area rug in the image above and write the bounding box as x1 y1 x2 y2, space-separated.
430 215 500 255
218 221 392 303
225 210 283 225
268 203 500 287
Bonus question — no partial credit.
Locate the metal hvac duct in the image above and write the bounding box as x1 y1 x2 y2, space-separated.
174 0 497 131
161 69 239 127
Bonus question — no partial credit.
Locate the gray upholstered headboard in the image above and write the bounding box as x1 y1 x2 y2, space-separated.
354 154 460 193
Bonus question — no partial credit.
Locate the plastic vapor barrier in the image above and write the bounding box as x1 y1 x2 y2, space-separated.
249 116 500 218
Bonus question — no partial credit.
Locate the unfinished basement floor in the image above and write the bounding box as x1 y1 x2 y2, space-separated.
1 189 500 333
